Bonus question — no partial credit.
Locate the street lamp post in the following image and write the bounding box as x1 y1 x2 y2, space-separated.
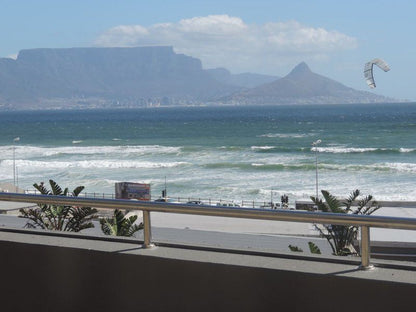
312 139 322 200
13 137 20 192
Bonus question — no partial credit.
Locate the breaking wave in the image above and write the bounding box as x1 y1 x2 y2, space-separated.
258 133 314 138
0 145 182 158
203 161 416 173
9 159 189 170
315 147 416 154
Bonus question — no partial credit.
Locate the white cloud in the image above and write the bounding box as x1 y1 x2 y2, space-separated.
94 15 357 75
7 53 18 60
178 15 247 34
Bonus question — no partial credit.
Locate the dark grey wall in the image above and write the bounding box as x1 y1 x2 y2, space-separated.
1 240 415 312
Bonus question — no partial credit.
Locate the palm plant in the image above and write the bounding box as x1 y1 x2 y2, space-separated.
19 179 97 232
100 209 143 237
310 189 380 256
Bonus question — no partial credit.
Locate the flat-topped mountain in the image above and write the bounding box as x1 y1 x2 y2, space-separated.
0 46 240 109
0 47 396 110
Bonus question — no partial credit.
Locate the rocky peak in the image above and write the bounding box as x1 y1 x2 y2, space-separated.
286 62 312 78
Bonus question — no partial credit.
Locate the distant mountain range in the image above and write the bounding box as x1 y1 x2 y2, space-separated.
0 46 396 110
205 67 280 88
221 62 395 105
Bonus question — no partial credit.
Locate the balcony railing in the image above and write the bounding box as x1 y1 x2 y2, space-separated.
1 192 416 270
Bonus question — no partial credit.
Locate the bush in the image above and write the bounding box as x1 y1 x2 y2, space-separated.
310 189 380 256
100 209 143 237
19 179 97 232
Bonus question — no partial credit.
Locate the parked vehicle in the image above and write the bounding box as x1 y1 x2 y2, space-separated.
154 198 179 203
187 200 203 205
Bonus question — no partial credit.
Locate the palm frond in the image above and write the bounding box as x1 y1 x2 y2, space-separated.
124 221 143 237
288 245 303 252
33 182 50 195
321 190 344 213
100 219 118 235
313 224 336 254
49 180 63 196
19 208 48 229
99 209 143 237
308 242 321 254
353 194 372 214
65 206 97 231
361 199 381 216
344 189 360 212
310 196 329 212
311 189 381 256
20 180 97 232
72 186 85 197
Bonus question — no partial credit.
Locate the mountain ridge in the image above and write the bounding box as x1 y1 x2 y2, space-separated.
0 46 397 110
222 61 394 105
205 67 280 88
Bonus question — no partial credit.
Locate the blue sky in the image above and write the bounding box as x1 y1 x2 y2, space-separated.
1 0 415 100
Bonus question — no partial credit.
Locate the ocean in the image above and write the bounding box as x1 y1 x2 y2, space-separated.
1 103 416 204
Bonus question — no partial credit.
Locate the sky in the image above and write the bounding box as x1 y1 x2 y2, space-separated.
0 0 415 100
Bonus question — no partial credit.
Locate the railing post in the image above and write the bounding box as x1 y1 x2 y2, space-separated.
142 210 155 249
359 225 374 270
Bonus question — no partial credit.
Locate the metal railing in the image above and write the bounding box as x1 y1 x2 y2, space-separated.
1 192 416 270
25 189 289 209
23 189 416 209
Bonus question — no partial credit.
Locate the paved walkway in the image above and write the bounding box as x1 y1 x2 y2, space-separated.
1 200 416 243
0 201 37 212
0 213 332 255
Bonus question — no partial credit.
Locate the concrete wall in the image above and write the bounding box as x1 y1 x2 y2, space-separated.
1 233 415 312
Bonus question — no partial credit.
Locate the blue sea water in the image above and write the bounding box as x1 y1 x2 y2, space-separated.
1 103 416 202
